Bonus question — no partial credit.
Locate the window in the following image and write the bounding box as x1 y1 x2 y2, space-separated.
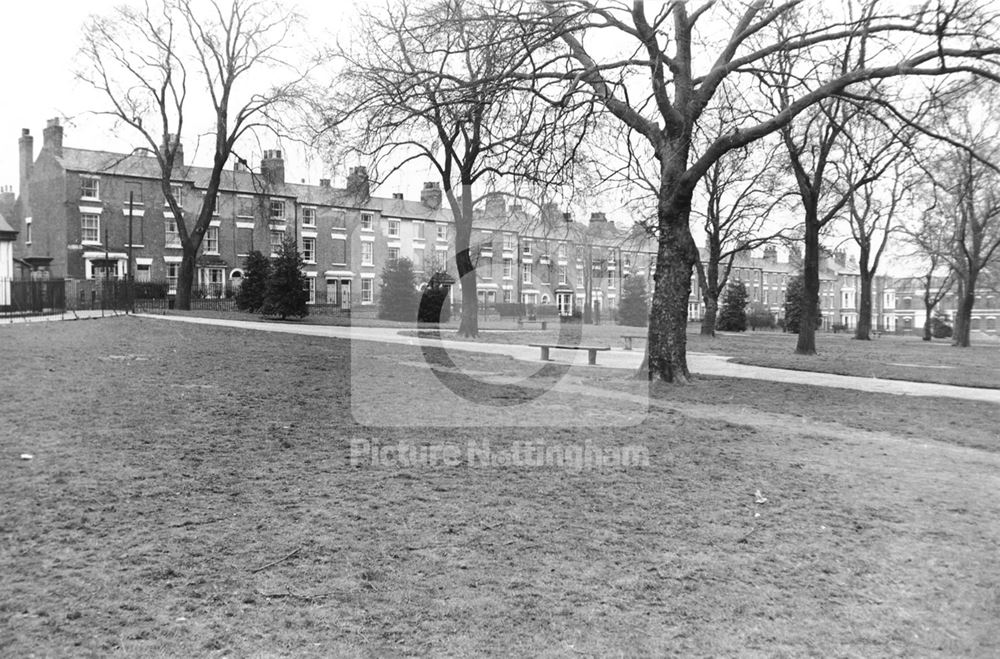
503 258 513 279
414 222 425 240
540 265 549 284
331 238 347 265
608 270 617 289
167 184 184 208
306 277 316 305
559 265 568 285
522 240 532 257
361 212 374 230
270 199 285 222
124 181 143 207
203 192 220 215
557 292 573 316
388 246 400 263
521 263 531 283
361 241 373 265
388 219 400 237
165 220 181 248
80 177 100 200
136 264 151 282
302 207 316 227
413 249 425 272
167 263 179 294
503 233 515 250
204 227 219 254
361 278 373 304
269 230 284 255
237 196 254 218
557 243 567 259
81 214 100 243
303 237 316 263
24 217 31 245
437 224 447 240
331 210 347 230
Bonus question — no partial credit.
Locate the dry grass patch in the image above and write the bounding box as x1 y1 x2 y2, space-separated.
1 318 998 656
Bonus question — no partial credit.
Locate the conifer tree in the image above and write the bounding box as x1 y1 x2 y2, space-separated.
716 281 748 332
262 239 309 320
236 250 271 313
378 258 419 321
618 275 649 327
784 274 822 334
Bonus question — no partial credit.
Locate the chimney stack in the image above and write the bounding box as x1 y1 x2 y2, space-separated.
319 178 331 188
589 211 607 224
834 250 847 267
763 245 778 262
392 192 403 200
563 212 573 223
346 166 369 199
420 181 442 209
19 129 33 197
162 133 185 168
485 194 505 216
42 118 63 157
260 149 284 186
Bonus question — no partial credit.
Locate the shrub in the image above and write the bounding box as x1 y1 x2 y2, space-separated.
783 274 823 333
618 275 649 327
716 281 748 332
378 258 419 321
931 315 953 338
418 272 453 323
236 250 271 313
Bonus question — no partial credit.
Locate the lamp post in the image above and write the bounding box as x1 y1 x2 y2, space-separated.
127 191 134 313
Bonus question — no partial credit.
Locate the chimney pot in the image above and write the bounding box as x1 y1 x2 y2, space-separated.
392 192 403 200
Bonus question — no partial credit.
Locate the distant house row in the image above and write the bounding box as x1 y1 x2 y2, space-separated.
4 119 998 334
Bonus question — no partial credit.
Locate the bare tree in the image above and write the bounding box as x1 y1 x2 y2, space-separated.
543 0 1000 380
900 209 955 341
323 0 589 337
78 0 307 309
692 126 788 336
837 116 917 340
932 147 1000 346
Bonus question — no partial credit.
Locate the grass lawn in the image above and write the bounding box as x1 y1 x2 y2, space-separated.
2 317 999 656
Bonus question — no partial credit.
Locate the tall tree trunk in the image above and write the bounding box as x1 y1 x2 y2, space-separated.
697 258 718 337
455 191 478 338
855 270 872 340
701 296 718 336
175 249 197 310
923 302 933 341
953 276 976 347
646 202 698 383
795 216 821 355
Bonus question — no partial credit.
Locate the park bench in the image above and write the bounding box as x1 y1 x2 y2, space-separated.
621 334 645 351
517 318 549 330
529 343 610 365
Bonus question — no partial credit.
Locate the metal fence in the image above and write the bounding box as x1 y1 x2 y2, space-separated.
1 279 67 318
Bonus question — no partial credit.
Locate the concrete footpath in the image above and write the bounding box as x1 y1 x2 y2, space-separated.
128 314 1000 405
3 309 125 324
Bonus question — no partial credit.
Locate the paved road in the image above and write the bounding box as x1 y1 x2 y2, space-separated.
128 314 1000 405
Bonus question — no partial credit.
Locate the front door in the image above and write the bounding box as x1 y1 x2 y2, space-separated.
340 280 351 310
326 279 338 306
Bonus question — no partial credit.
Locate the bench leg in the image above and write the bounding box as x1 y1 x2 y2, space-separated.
540 346 550 361
588 349 597 365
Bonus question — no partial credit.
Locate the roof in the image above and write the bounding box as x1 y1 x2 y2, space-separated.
0 212 18 239
54 147 454 220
